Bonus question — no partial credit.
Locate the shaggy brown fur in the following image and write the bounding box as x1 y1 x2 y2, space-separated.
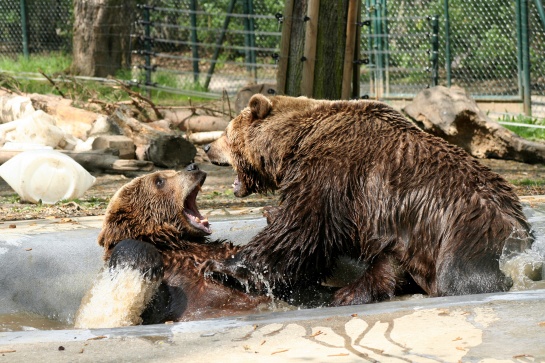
90 165 268 325
204 94 533 306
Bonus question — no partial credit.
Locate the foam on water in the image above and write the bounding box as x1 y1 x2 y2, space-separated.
499 205 545 290
74 267 160 329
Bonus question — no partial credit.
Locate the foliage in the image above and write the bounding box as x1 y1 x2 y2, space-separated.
0 52 207 104
499 114 545 141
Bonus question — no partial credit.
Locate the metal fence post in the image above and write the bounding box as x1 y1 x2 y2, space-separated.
20 0 29 58
242 0 257 83
143 5 152 97
381 0 389 95
372 0 384 98
204 0 237 90
520 0 532 116
444 0 451 87
190 0 200 84
534 0 545 33
430 15 439 87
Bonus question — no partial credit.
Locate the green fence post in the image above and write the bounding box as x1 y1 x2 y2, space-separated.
534 0 545 33
372 0 383 98
365 0 374 94
242 0 251 74
247 0 257 82
516 0 524 99
143 5 152 97
430 15 439 87
242 0 256 82
190 0 200 84
444 0 451 87
20 0 29 59
381 0 389 95
521 0 532 116
204 0 236 90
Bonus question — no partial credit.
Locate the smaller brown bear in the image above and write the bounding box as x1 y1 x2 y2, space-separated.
203 94 534 306
74 164 268 329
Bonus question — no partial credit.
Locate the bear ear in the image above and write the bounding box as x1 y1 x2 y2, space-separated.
248 94 272 120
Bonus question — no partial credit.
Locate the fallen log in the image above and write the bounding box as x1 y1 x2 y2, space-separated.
177 115 229 133
186 131 224 145
110 109 196 168
0 149 154 172
29 93 100 140
403 86 545 164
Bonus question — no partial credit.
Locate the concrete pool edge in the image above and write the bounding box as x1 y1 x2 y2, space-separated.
1 288 545 345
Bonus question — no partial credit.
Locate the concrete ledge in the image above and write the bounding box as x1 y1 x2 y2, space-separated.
1 290 545 362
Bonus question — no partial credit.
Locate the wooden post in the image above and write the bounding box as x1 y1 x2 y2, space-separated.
342 0 359 99
276 0 295 95
300 0 320 97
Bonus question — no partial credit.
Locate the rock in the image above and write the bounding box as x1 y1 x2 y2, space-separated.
0 110 64 148
0 95 35 122
403 86 545 164
89 115 122 136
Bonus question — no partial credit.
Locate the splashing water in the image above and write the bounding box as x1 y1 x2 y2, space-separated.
74 266 160 329
499 205 545 291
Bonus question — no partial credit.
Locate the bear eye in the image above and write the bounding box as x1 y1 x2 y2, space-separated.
155 177 165 189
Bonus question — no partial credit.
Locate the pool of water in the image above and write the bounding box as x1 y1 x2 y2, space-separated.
1 205 544 333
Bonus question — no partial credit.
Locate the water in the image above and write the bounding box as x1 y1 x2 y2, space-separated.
74 267 161 329
2 205 545 332
500 205 545 290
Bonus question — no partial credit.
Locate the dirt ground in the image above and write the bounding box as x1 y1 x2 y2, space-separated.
1 149 545 222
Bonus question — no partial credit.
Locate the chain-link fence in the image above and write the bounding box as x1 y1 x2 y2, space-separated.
130 0 283 96
0 0 544 118
0 0 72 56
358 0 545 118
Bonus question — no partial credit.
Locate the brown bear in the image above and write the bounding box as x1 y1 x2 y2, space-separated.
74 164 269 329
203 94 534 306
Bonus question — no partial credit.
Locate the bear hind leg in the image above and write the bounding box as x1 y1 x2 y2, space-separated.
331 255 399 306
435 253 511 296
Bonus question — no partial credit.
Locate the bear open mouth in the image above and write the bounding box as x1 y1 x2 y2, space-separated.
184 182 211 235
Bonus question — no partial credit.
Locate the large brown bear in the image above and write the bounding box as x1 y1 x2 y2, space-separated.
74 164 269 328
204 94 533 306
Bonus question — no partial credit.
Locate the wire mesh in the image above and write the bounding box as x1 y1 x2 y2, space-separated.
0 0 543 118
358 0 544 119
358 2 436 98
0 0 72 56
130 0 284 95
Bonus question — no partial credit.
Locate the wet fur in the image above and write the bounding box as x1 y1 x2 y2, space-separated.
78 168 268 327
205 95 533 306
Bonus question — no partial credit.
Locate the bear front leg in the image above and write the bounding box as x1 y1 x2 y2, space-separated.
74 239 164 328
331 254 398 306
200 252 256 289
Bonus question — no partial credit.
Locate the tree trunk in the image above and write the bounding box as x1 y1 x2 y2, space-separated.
71 0 137 77
280 0 350 99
